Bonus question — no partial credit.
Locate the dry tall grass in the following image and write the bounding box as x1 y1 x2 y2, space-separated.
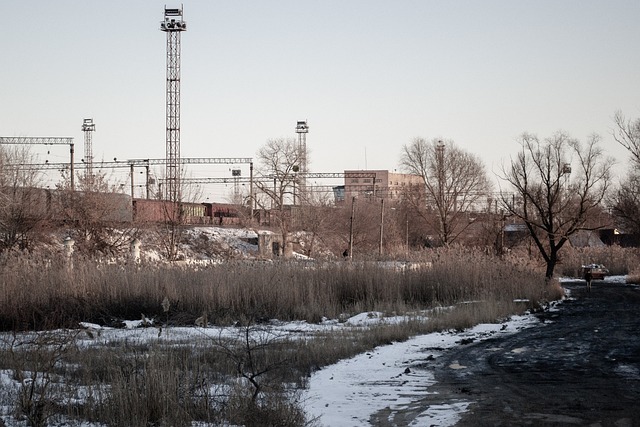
556 245 640 277
0 247 551 331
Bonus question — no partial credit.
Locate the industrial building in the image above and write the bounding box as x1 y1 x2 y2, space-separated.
341 170 423 202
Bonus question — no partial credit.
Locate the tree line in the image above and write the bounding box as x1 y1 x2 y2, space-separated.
2 111 639 280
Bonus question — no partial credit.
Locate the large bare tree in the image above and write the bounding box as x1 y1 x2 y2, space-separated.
499 132 612 279
400 137 491 246
254 138 304 258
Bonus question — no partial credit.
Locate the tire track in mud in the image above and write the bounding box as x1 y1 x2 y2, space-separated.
372 282 640 426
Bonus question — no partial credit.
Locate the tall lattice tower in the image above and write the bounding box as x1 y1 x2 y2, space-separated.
81 118 95 181
295 120 309 203
160 6 186 202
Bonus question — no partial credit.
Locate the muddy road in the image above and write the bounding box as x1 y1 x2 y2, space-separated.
386 281 640 426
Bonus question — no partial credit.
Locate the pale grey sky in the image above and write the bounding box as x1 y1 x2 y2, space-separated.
2 1 639 199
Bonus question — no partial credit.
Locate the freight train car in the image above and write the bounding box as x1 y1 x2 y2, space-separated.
132 199 242 225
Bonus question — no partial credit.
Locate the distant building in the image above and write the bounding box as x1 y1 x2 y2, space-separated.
342 170 423 202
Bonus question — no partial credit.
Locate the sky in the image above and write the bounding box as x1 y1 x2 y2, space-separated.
2 1 639 200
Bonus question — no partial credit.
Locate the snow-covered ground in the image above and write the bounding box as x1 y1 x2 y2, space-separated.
0 309 542 427
0 278 628 426
303 314 540 427
0 315 536 427
303 275 629 426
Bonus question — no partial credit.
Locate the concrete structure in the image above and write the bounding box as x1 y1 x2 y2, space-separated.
130 239 142 263
63 237 75 269
343 170 423 202
258 232 283 258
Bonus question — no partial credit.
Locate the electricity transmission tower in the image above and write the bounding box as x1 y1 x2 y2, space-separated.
160 6 186 203
81 118 95 181
295 120 309 203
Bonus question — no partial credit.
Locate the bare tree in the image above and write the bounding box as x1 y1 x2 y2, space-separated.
400 137 491 246
56 170 133 255
0 146 47 252
254 138 304 258
498 132 613 279
293 191 337 257
610 111 640 235
609 172 640 235
613 110 640 166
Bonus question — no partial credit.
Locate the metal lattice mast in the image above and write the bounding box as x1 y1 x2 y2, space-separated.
81 118 95 181
160 6 186 203
295 120 309 203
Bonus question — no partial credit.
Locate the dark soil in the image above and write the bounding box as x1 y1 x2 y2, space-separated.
378 281 640 426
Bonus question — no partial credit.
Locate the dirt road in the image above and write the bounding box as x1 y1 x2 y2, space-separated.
381 281 640 426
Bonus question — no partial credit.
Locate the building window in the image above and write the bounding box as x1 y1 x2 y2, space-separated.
351 179 359 183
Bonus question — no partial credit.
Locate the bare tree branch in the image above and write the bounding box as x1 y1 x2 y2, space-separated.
613 110 640 167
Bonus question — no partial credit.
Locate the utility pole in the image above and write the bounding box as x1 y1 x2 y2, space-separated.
249 161 254 221
145 164 150 199
379 198 385 256
405 209 409 256
130 163 135 198
348 196 356 260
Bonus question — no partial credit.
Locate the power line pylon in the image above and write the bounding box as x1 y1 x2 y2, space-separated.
160 6 186 203
81 118 95 182
295 120 309 204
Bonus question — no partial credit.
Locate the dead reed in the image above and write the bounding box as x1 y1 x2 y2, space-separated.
556 245 640 277
0 254 541 332
0 247 551 331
